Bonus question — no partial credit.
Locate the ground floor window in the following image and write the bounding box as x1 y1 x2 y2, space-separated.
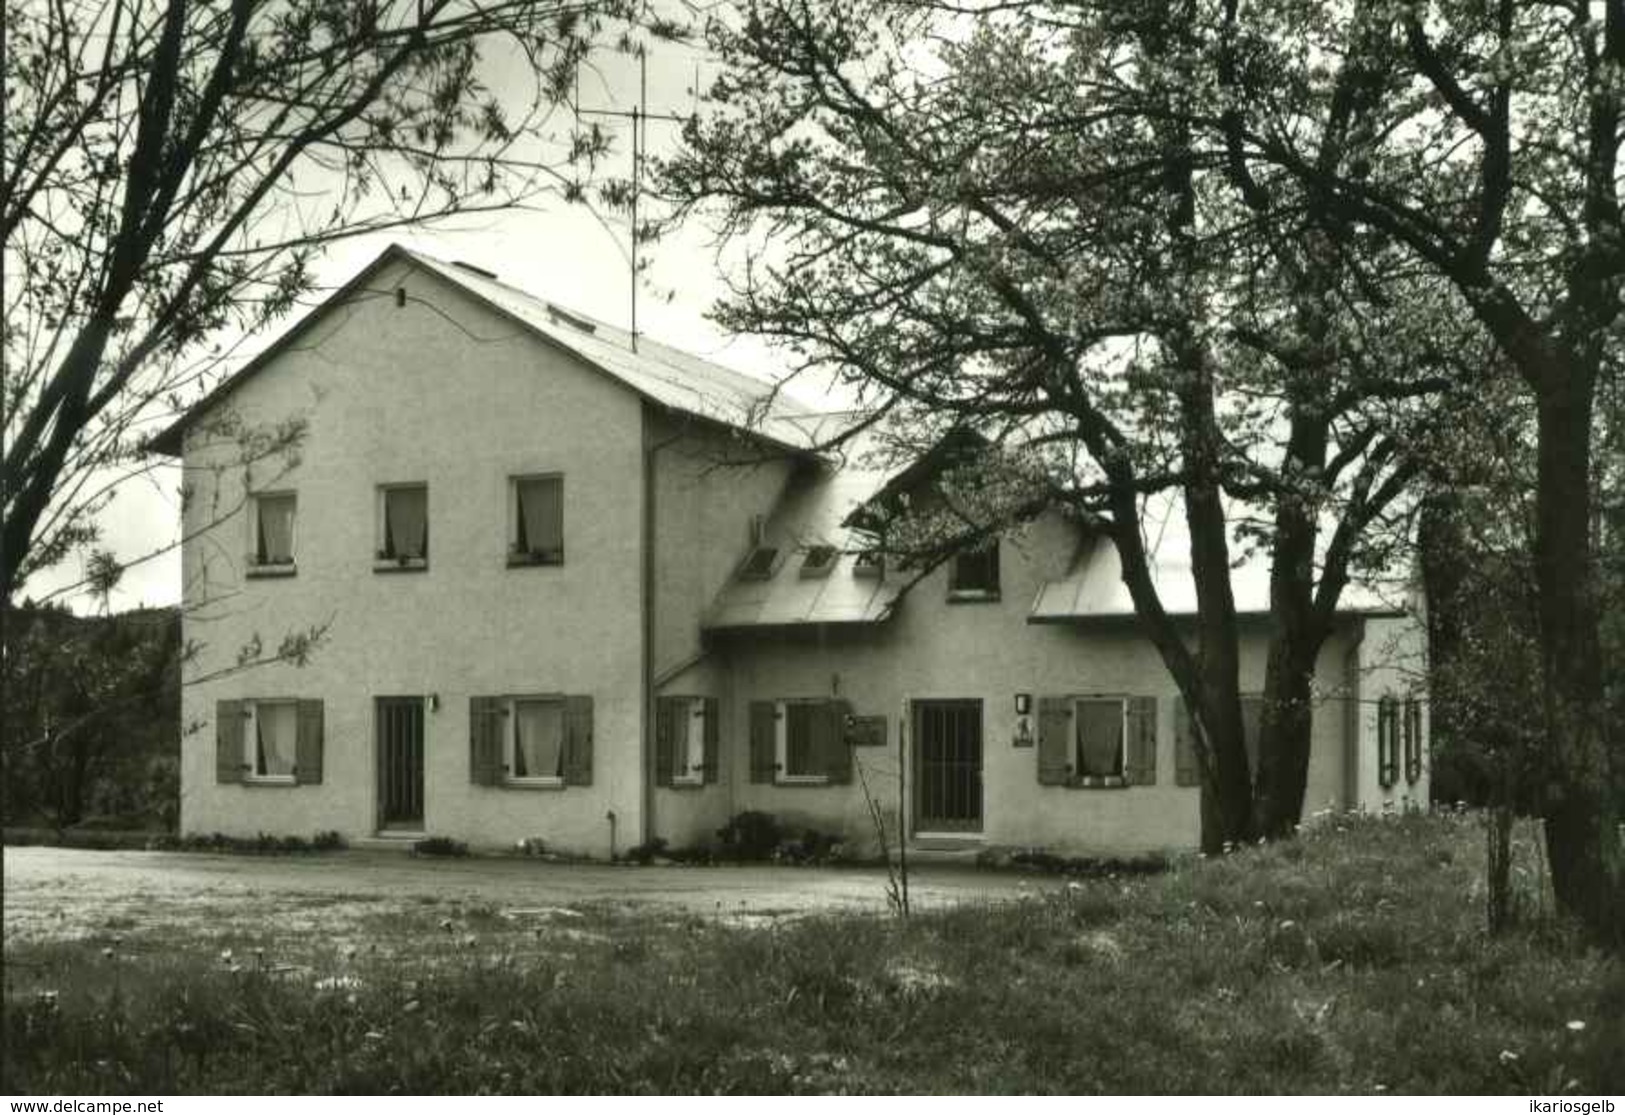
748 699 854 785
1378 696 1400 788
469 693 594 788
1403 697 1423 785
1074 698 1126 782
510 697 565 783
1037 695 1156 788
250 700 298 781
657 695 717 786
215 698 323 785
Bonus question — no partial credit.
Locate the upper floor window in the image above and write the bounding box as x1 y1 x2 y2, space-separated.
948 541 1000 600
510 475 564 566
376 483 428 570
248 492 296 575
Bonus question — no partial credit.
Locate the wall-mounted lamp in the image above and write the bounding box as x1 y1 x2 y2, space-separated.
427 693 440 712
1014 692 1032 716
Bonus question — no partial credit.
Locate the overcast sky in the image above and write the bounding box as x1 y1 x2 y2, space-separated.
24 34 813 615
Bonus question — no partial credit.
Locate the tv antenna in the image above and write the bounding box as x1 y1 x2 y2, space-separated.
574 49 695 353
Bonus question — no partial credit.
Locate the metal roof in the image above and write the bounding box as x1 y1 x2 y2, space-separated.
703 457 905 630
1029 497 1410 622
149 244 825 456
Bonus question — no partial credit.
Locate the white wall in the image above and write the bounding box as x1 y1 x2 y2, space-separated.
179 256 646 855
717 513 1363 856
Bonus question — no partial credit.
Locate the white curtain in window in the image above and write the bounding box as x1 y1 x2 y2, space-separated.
387 488 427 558
1076 701 1124 778
255 703 298 777
517 478 562 554
514 700 564 779
258 496 295 564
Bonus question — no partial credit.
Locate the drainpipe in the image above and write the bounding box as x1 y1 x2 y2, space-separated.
641 410 657 853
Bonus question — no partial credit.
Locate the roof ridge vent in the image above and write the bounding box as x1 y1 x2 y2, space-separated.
545 303 598 335
450 260 496 279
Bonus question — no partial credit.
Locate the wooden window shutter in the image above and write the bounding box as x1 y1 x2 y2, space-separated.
1174 697 1201 787
1036 697 1072 785
469 696 503 786
216 699 245 784
1126 696 1157 786
563 695 594 785
749 701 777 783
294 699 324 785
823 699 854 784
654 697 676 787
702 697 720 783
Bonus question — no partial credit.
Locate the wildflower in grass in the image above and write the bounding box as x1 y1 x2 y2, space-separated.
219 948 233 963
1566 1020 1586 1032
101 947 114 959
364 1031 385 1041
438 918 454 932
1499 1051 1520 1064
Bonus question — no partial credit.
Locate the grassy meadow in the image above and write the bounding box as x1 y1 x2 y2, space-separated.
4 811 1622 1094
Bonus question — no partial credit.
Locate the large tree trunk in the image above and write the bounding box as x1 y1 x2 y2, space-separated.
1254 416 1329 838
1256 637 1319 836
1532 376 1624 947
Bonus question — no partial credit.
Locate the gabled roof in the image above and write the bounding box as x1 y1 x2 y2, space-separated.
148 244 824 456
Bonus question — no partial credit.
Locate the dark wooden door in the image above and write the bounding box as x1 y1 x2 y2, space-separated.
376 696 424 829
913 699 983 833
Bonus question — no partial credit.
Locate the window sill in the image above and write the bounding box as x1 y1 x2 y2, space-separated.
775 775 831 787
245 774 297 786
1067 775 1129 790
946 589 1001 603
374 559 428 573
246 564 297 579
502 777 566 791
506 553 564 568
668 776 706 790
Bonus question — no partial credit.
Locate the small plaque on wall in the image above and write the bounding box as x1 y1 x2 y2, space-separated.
846 714 888 747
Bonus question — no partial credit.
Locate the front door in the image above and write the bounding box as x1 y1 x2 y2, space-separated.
913 699 983 833
376 696 425 830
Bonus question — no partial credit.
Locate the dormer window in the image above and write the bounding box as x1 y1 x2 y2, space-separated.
799 544 837 579
738 545 779 581
853 549 884 579
948 541 1000 601
248 492 296 576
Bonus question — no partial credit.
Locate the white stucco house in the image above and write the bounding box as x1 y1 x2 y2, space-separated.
149 244 1430 857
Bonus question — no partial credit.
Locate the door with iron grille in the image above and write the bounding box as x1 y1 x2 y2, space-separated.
376 696 425 830
913 699 983 833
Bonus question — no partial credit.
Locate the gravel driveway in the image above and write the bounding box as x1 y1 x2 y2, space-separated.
3 845 1061 944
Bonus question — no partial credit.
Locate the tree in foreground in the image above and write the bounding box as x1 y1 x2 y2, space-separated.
660 1 1450 851
1211 0 1622 945
2 0 668 605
